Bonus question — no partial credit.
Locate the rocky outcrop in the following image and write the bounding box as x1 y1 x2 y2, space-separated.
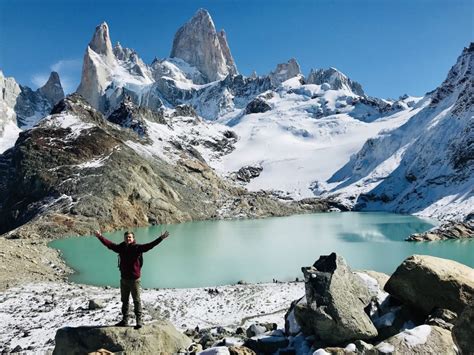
170 9 237 82
294 253 378 345
77 22 116 111
269 58 301 86
107 96 164 137
53 320 192 354
307 67 365 96
244 97 271 114
234 165 263 183
406 218 474 241
37 71 64 107
374 325 456 354
384 255 474 316
452 302 474 355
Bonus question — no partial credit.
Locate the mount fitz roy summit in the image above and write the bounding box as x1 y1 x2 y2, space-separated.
0 9 472 239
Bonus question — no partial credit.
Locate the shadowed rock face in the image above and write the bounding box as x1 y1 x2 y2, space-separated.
452 302 474 355
38 71 64 107
170 9 237 82
53 320 192 355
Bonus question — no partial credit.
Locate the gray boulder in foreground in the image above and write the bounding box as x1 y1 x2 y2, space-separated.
53 319 192 355
375 325 456 354
294 253 378 345
452 302 474 355
384 255 474 316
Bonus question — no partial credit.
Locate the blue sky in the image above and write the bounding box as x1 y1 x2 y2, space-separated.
0 0 472 98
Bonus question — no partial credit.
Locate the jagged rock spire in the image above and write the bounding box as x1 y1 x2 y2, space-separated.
38 71 64 106
88 22 114 65
170 9 238 82
217 30 237 76
269 58 301 86
77 21 116 111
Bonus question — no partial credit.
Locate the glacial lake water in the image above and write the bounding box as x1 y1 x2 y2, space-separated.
50 212 474 289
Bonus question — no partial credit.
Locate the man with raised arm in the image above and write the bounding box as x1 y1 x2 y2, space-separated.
94 229 170 329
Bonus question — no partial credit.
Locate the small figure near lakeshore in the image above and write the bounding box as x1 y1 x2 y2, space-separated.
94 230 170 329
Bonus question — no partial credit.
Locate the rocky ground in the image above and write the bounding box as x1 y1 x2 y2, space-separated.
406 216 474 242
0 238 70 292
1 252 473 354
0 280 304 353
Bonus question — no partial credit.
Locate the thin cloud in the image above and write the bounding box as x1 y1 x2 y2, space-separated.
31 74 49 88
30 58 82 94
51 59 82 73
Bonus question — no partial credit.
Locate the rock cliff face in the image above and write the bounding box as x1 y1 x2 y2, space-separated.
76 22 116 111
88 22 115 65
170 9 238 82
269 59 301 86
327 44 474 221
0 71 22 152
15 71 65 129
37 71 64 107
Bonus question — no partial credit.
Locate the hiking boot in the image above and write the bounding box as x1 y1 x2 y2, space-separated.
134 319 143 330
115 319 128 327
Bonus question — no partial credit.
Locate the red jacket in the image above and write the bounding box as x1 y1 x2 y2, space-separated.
97 235 164 280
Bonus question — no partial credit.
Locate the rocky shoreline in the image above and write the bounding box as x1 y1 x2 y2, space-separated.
406 216 474 242
1 252 473 354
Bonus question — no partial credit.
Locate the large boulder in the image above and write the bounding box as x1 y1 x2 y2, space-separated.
374 325 456 354
452 302 474 355
384 255 474 316
294 253 378 345
53 320 192 355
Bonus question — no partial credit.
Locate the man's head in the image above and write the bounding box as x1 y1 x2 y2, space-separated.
124 231 135 244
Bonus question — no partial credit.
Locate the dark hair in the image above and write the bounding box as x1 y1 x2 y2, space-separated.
124 231 135 238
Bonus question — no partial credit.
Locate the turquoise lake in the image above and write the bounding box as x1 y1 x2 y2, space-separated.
49 212 474 289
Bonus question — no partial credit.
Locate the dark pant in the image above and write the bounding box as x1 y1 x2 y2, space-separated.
120 278 142 324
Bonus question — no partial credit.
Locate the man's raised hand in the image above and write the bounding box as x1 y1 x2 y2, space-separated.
160 231 170 239
94 230 102 238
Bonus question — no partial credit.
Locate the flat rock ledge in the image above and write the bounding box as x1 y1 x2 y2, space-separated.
53 319 192 355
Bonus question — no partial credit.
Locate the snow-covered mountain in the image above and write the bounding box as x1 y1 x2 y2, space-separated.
326 44 474 221
210 76 422 199
0 71 64 153
1 8 471 224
